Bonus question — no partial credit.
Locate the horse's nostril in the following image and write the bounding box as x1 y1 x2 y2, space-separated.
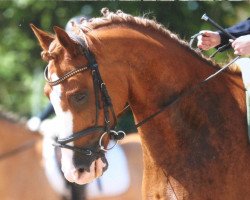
78 168 85 173
73 151 95 172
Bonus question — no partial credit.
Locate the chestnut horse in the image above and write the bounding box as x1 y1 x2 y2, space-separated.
0 110 60 200
31 8 250 199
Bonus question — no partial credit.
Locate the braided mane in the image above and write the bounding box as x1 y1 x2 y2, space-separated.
70 8 240 73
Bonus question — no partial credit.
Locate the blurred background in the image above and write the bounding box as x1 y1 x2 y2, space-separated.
0 1 249 129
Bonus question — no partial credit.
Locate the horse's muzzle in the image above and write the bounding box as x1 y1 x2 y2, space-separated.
73 150 108 173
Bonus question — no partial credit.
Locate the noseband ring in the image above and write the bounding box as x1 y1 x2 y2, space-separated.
99 130 126 152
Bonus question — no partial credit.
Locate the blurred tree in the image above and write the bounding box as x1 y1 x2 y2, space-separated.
0 1 248 125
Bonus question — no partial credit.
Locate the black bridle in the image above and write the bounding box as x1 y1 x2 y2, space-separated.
44 48 125 160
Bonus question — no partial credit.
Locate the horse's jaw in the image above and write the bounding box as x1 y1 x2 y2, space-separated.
61 149 107 185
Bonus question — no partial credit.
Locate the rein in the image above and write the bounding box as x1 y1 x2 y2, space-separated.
0 140 36 161
129 13 242 128
125 56 240 129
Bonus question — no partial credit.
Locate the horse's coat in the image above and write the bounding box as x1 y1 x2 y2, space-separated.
31 8 249 199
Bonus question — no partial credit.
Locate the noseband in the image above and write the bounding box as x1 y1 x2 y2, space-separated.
44 48 125 160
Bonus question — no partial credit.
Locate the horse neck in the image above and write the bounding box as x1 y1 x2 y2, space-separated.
91 26 229 116
89 25 244 118
90 25 245 169
86 27 248 180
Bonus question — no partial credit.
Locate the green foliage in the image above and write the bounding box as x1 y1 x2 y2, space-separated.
0 1 248 121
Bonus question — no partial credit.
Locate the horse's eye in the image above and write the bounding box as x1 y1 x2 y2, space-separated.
70 92 88 105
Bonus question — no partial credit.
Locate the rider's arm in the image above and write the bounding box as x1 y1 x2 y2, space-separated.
217 18 250 48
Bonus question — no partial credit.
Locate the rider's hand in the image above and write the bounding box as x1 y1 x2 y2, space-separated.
231 35 250 56
197 31 221 50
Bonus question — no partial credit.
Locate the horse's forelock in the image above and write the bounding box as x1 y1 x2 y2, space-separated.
42 35 84 62
41 51 54 62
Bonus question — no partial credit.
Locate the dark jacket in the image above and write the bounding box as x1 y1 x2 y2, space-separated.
218 18 250 47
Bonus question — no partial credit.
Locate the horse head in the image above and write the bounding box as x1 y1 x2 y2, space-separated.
30 21 128 185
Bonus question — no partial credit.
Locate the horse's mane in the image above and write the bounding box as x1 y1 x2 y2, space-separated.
73 8 240 74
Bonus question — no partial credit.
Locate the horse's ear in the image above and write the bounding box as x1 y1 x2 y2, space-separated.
30 24 54 51
53 26 75 52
